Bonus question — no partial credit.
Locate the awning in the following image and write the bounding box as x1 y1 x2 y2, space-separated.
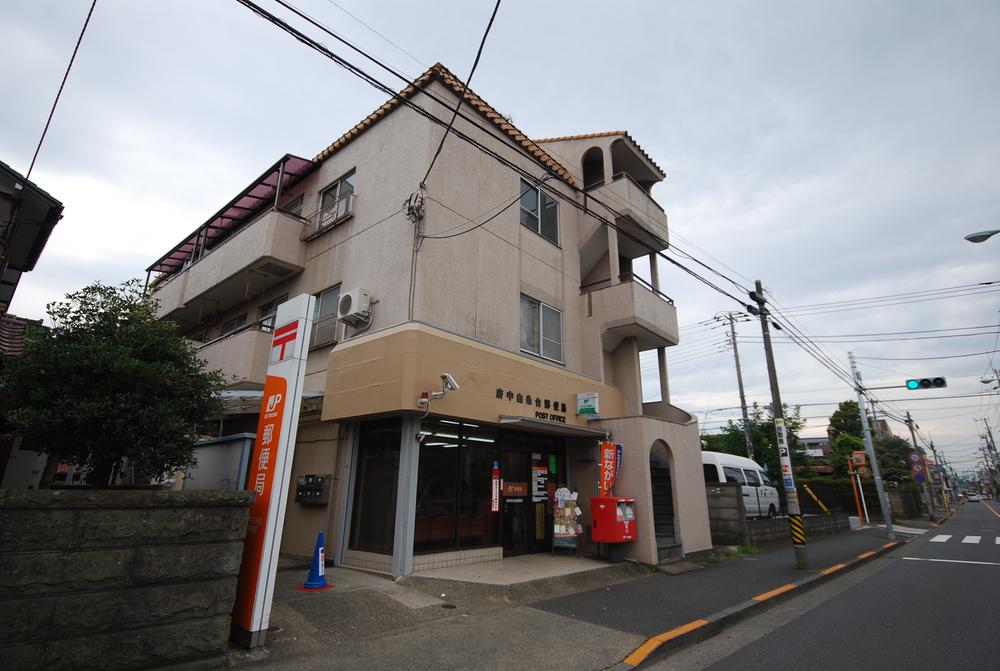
216 390 324 415
500 415 608 438
147 153 316 275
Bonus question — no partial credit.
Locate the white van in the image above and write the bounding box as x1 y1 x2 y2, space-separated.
701 451 780 519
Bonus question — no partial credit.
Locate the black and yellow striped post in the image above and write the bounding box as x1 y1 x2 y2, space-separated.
788 514 806 546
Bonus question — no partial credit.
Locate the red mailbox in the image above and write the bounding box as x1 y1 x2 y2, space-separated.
590 496 637 543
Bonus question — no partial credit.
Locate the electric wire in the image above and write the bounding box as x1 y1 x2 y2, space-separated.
25 0 98 181
856 350 1000 361
420 0 501 186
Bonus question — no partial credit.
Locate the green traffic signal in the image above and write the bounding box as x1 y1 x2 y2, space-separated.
905 377 947 390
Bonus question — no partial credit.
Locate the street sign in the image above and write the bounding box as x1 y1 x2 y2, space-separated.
909 451 928 484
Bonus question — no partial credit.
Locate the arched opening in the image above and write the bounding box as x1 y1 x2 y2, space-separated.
582 146 605 189
650 440 680 562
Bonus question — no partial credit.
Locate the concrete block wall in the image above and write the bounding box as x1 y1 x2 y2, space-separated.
746 513 850 546
705 483 747 546
0 489 251 670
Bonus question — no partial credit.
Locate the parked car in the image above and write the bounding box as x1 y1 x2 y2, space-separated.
702 451 780 519
967 493 980 502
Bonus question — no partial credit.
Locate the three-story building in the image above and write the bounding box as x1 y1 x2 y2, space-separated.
148 64 711 576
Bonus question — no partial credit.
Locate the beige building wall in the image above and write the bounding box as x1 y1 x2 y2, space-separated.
157 70 711 564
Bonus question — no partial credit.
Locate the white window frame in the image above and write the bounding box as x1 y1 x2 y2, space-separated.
519 179 559 245
318 172 355 230
520 294 563 363
311 285 342 349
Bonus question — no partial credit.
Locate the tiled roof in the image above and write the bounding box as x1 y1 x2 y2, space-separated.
534 130 665 178
313 63 576 186
0 313 41 357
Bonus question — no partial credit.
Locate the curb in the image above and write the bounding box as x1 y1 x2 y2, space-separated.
612 537 912 670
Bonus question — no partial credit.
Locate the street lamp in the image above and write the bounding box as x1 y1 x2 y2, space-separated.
964 229 1000 243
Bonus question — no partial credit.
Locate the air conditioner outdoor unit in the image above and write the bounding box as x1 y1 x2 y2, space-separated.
337 287 371 327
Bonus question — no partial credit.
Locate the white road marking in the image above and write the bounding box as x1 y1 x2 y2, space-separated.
929 535 951 543
962 536 982 544
873 524 927 535
996 537 1000 545
903 557 1000 567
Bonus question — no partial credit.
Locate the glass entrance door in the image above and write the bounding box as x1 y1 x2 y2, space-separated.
500 432 565 555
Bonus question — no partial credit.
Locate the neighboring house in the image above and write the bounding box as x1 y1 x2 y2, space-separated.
800 436 833 475
148 63 711 576
0 159 63 317
0 161 62 488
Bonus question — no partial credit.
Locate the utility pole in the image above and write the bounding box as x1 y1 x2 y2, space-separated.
751 280 808 568
904 412 936 522
848 352 896 540
928 441 950 514
724 312 754 460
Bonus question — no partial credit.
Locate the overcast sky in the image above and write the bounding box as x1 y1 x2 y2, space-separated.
3 0 998 475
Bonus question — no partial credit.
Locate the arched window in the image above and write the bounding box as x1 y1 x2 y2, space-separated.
582 147 604 189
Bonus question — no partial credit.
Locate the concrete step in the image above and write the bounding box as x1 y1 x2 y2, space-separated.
656 541 683 563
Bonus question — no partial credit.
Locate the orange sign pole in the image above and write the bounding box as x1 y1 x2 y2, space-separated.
231 294 316 648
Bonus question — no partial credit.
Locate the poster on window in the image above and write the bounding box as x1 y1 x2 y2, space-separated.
553 487 581 548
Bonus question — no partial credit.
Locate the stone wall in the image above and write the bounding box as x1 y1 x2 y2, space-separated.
0 489 251 670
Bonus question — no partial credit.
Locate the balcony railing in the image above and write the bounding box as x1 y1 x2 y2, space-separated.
193 316 275 388
583 274 679 351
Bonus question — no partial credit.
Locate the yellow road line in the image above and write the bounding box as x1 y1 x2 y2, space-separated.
752 583 797 602
857 550 877 560
820 563 847 575
623 619 710 666
883 541 897 549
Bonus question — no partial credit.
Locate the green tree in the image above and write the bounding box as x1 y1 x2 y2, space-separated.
0 280 226 486
829 433 864 478
874 435 913 483
702 403 811 481
826 400 871 442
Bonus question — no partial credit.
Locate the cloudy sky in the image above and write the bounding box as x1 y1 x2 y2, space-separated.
3 0 999 475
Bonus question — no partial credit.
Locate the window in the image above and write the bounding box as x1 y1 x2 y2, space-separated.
519 179 558 245
723 466 745 484
743 469 761 486
312 285 341 348
703 464 720 483
282 195 303 217
221 313 247 335
520 295 562 362
319 173 354 229
257 294 287 331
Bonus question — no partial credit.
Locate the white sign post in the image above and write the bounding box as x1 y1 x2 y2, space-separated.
231 294 315 648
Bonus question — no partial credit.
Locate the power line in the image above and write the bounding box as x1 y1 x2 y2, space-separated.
739 331 998 343
25 0 98 181
856 349 1000 361
235 0 758 315
420 0 501 186
319 0 427 71
780 281 998 311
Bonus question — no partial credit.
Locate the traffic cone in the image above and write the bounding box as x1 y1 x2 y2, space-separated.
298 531 334 591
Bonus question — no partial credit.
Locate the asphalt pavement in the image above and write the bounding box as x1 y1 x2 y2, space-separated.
679 501 1000 671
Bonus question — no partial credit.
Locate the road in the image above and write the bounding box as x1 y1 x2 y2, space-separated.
651 501 1000 671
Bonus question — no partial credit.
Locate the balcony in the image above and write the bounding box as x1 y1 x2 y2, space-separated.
584 273 678 351
589 173 668 250
193 322 273 390
153 209 306 331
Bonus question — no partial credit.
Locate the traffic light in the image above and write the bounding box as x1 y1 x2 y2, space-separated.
905 377 947 390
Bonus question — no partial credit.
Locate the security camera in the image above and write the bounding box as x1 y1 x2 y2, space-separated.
441 373 459 392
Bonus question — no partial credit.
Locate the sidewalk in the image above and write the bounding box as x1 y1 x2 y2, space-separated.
226 525 925 671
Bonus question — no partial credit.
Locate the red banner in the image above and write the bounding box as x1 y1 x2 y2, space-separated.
599 442 618 496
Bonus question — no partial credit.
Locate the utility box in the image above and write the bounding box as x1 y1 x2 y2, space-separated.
590 496 637 543
295 474 331 505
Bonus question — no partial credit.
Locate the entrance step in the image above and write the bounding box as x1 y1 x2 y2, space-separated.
655 521 674 536
656 541 683 563
657 559 703 574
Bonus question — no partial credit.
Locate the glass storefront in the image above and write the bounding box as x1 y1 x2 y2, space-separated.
348 418 401 554
415 419 500 553
414 418 565 556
